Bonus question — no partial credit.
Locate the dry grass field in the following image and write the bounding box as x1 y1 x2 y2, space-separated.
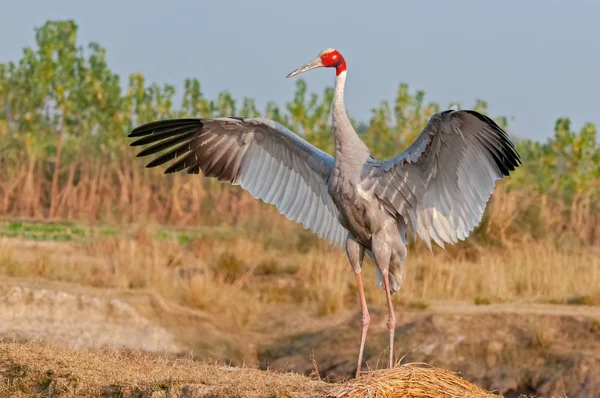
1 219 600 397
1 219 598 324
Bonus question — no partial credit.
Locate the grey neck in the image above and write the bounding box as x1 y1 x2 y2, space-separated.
331 71 370 166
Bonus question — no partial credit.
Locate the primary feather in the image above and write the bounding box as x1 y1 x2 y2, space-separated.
367 109 521 248
129 117 348 248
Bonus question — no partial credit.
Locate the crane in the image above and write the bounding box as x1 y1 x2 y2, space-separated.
128 48 521 378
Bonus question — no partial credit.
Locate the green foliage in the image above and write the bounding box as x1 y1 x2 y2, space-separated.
566 295 596 306
408 299 430 310
514 119 600 200
1 220 95 241
474 296 491 306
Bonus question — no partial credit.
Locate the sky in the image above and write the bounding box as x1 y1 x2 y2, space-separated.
0 0 598 142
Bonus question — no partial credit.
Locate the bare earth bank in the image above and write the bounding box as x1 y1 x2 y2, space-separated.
1 277 599 397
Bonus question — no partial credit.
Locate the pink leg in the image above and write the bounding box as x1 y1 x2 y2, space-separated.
382 273 396 368
354 271 370 378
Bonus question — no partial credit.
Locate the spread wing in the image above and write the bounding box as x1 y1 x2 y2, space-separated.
128 117 347 248
366 110 521 248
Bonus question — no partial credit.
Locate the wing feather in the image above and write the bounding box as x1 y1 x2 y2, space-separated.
370 110 521 248
129 117 347 248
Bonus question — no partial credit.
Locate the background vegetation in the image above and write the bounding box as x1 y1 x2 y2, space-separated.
1 20 598 245
0 21 599 317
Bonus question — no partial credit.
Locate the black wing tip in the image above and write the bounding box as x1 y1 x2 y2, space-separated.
130 139 145 147
494 146 522 177
187 165 201 174
145 159 164 168
127 127 149 138
463 109 523 173
136 147 158 158
128 118 202 138
496 144 522 176
129 119 205 170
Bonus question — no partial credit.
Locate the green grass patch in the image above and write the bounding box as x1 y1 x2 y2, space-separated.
474 296 491 305
1 221 88 241
408 299 430 310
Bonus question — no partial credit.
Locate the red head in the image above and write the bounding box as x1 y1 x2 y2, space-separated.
286 48 347 78
319 48 347 75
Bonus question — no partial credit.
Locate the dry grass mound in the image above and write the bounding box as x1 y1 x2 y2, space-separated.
0 340 508 398
0 340 329 398
331 365 500 398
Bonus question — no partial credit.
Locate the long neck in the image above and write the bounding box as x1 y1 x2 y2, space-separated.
331 71 370 164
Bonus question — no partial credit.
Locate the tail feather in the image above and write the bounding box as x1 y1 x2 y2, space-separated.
367 250 403 295
376 266 384 289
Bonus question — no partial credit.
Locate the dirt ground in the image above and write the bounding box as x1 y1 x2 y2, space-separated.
1 277 599 397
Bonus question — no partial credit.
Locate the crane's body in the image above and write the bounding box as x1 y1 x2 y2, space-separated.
128 48 521 378
329 71 375 246
328 68 406 296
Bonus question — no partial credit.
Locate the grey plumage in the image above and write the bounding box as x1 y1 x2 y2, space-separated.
128 48 521 378
369 109 520 249
129 117 347 248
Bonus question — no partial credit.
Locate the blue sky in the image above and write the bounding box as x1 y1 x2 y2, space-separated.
1 0 598 142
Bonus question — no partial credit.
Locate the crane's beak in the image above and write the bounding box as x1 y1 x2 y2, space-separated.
286 56 324 78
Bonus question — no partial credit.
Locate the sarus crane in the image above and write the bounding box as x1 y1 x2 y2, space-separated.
128 48 521 378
